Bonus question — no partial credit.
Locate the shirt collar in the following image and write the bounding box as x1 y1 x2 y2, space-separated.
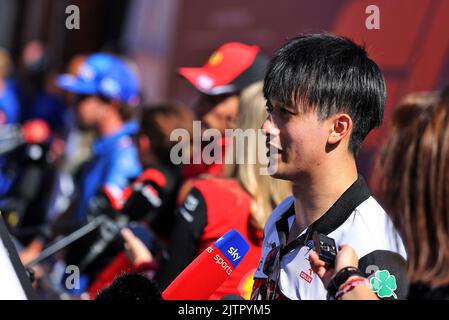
308 175 371 235
277 175 371 256
92 121 139 155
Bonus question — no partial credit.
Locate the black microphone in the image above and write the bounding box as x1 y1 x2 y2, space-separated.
78 182 163 272
121 170 164 222
0 119 50 155
220 294 245 300
95 273 162 301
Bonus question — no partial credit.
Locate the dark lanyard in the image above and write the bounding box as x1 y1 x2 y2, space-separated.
264 175 372 299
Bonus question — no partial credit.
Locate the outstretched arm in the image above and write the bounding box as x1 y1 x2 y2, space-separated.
309 245 378 300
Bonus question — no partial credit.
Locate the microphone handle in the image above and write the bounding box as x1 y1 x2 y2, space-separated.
25 215 106 268
78 215 129 272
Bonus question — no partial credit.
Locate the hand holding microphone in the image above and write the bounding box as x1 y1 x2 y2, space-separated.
121 228 154 266
95 229 249 301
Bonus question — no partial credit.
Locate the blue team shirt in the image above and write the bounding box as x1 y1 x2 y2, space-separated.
0 80 20 124
75 121 142 222
0 80 21 196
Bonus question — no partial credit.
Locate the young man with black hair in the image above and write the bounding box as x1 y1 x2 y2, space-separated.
251 34 408 300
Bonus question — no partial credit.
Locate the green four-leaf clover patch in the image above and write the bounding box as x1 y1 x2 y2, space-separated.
370 270 398 299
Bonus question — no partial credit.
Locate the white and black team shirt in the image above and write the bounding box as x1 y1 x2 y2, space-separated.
251 176 408 300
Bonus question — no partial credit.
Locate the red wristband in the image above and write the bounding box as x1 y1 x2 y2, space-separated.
335 277 370 300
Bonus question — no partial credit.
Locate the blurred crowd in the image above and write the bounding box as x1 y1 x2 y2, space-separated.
0 40 290 300
0 34 448 301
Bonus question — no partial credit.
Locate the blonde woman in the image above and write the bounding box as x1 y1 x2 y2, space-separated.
154 81 291 299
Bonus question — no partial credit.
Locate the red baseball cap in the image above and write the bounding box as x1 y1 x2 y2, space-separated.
179 42 268 95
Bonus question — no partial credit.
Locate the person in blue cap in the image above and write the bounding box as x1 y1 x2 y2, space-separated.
0 48 21 196
0 48 20 125
56 53 142 224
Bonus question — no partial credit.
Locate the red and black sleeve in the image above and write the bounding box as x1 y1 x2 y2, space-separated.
154 187 207 290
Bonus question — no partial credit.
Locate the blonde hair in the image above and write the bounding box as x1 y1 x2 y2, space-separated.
225 81 291 229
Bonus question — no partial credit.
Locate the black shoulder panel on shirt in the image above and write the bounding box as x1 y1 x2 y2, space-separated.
154 187 207 290
177 187 208 237
358 250 409 300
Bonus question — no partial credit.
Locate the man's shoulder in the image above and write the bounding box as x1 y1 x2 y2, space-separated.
330 195 409 299
355 196 388 220
115 135 136 151
333 196 406 258
331 196 409 300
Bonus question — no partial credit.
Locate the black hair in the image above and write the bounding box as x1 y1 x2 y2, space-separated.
264 33 386 155
139 103 193 165
95 273 162 301
441 85 449 104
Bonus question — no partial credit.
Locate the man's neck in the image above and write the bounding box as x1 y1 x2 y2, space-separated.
291 158 358 233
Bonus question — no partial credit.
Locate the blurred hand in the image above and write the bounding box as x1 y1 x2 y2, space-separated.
121 228 153 266
309 244 359 288
50 136 66 160
19 238 44 265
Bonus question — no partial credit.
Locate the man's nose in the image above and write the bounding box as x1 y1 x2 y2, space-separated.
262 115 279 136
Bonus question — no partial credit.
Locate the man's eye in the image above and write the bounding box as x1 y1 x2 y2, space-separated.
266 104 274 113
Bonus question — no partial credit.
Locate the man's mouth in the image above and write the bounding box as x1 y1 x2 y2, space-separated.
266 142 282 157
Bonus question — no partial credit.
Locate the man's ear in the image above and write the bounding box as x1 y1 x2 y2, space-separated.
327 113 352 145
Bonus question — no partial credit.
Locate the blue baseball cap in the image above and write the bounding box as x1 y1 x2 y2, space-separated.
56 53 140 105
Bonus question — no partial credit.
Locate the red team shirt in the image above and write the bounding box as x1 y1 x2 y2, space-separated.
156 178 263 299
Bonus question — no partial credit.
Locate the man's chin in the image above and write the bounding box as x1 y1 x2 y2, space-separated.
271 173 293 181
266 165 293 181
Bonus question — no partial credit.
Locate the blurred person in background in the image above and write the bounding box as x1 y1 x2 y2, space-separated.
121 104 193 241
0 45 54 245
44 55 91 224
309 89 449 300
0 47 21 197
86 103 193 298
154 81 292 299
23 53 144 295
177 42 269 200
17 55 91 266
0 41 68 244
0 47 20 125
55 53 142 225
12 40 66 133
10 53 142 295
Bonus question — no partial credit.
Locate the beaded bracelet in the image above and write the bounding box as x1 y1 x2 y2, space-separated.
335 277 370 300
